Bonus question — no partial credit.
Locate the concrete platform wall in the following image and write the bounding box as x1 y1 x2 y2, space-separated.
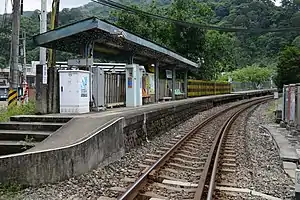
0 118 124 186
0 89 275 186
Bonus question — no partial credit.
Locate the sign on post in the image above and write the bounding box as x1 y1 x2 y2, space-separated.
67 58 93 66
166 70 172 79
42 64 47 84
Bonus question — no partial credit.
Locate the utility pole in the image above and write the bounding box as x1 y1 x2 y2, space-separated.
8 0 21 108
36 0 48 114
20 31 28 104
48 0 60 113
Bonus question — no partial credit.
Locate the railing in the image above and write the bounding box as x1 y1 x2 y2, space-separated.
231 81 274 92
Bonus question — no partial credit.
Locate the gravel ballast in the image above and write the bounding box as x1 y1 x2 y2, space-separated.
14 100 245 200
3 99 294 200
217 101 294 199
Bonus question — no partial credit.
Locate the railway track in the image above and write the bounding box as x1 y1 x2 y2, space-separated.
100 96 272 200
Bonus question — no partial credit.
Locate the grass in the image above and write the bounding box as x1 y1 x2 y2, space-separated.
0 102 36 199
0 183 22 200
0 101 36 122
266 98 281 122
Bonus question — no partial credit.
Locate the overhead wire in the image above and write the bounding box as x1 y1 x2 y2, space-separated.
92 0 300 33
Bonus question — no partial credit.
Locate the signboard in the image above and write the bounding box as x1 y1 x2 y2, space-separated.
148 73 155 94
166 70 172 79
274 92 279 99
68 58 93 66
80 76 88 97
42 64 47 84
128 77 132 88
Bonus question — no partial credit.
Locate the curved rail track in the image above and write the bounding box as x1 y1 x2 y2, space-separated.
117 96 272 200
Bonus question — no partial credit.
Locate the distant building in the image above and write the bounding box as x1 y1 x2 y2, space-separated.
0 61 37 88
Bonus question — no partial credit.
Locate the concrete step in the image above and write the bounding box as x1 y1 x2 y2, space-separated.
0 130 51 142
0 140 38 155
10 115 72 123
0 122 64 131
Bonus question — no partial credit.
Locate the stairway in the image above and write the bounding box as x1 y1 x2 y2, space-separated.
0 115 72 156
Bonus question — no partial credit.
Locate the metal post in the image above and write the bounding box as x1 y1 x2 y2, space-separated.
20 31 27 103
8 0 21 108
155 62 159 102
40 0 47 65
85 42 93 111
172 67 176 100
21 32 26 81
184 69 188 99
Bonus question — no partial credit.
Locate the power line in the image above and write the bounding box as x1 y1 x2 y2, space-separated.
92 0 300 33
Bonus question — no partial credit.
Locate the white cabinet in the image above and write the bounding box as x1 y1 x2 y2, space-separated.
59 70 90 114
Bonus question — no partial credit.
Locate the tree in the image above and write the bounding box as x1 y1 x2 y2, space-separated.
275 46 300 88
292 35 300 48
218 64 274 87
203 30 236 79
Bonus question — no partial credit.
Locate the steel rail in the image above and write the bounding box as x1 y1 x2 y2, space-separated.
205 97 271 200
118 95 272 200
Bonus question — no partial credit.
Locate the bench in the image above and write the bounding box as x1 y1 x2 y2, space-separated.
174 89 185 96
142 88 151 104
161 97 172 102
171 89 185 99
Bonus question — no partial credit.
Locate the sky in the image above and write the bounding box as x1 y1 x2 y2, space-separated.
0 0 91 14
0 0 282 14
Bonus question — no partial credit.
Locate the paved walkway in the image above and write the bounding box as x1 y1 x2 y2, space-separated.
26 89 274 152
262 124 300 183
26 93 241 152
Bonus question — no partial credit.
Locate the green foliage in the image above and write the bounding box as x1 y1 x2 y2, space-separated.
275 46 300 88
218 64 275 86
292 35 300 48
0 0 299 79
203 30 236 79
0 101 36 122
0 183 22 199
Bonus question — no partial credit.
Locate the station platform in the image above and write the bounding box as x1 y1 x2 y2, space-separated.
0 89 276 186
23 89 274 152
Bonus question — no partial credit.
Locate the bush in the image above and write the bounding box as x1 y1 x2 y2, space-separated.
0 101 36 122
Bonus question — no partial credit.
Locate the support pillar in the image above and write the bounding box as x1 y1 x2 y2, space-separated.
172 67 176 100
36 64 47 114
92 66 105 109
184 69 188 99
155 62 159 102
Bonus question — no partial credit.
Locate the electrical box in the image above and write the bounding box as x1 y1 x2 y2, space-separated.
59 70 90 114
283 85 288 122
288 84 296 125
125 64 137 107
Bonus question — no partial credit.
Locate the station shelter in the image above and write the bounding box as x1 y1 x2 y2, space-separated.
33 17 199 113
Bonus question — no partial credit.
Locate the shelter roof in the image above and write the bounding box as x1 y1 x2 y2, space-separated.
33 17 199 69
